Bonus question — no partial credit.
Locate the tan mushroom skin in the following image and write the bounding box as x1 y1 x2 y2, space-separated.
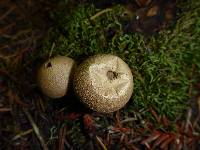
73 54 133 113
37 56 75 98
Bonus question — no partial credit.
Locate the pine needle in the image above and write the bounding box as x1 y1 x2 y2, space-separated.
23 108 49 150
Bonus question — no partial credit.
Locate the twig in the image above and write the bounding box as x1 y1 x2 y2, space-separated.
193 96 200 128
185 109 192 133
0 22 15 33
149 107 160 123
23 108 49 150
0 107 11 112
0 45 10 51
64 139 72 150
183 109 192 150
188 64 195 97
90 8 112 20
121 118 137 124
11 29 32 40
0 69 19 84
58 126 67 150
49 42 55 58
0 52 18 59
96 136 107 150
12 129 33 140
7 90 29 108
0 47 29 65
115 110 122 128
120 133 125 143
0 6 15 20
1 29 32 40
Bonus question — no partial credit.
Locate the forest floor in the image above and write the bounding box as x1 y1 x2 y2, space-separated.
0 0 200 149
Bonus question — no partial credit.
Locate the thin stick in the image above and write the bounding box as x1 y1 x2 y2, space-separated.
121 118 137 124
185 109 192 133
12 129 33 140
183 109 192 150
0 108 11 112
58 126 67 150
90 8 112 20
193 96 200 128
49 42 55 58
0 23 15 33
23 108 49 150
96 136 107 150
0 7 15 20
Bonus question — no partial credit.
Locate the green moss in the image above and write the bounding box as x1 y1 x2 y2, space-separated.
40 5 125 58
40 1 200 120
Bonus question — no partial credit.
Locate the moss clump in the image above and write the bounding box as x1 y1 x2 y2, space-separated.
40 1 200 120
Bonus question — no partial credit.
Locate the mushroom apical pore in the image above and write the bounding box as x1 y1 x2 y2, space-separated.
73 54 133 113
37 56 75 98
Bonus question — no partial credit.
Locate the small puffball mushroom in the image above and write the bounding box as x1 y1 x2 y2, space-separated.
73 54 133 113
37 56 75 98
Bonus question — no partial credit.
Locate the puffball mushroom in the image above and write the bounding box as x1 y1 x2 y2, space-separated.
73 54 133 113
37 56 75 98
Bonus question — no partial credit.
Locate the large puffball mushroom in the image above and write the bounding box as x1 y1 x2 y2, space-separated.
37 56 75 98
73 54 133 113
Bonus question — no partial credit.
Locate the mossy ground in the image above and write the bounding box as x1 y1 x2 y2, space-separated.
39 0 200 120
1 0 200 149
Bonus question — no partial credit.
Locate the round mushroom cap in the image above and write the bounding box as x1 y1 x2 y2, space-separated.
73 54 133 113
37 56 75 98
